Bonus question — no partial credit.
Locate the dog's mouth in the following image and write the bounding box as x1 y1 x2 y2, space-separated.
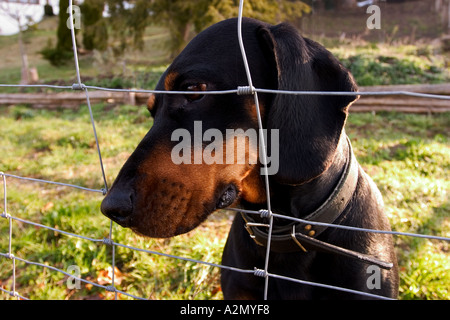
216 184 238 209
101 181 239 238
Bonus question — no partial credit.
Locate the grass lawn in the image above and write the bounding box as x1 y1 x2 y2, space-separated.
0 103 448 300
0 10 448 300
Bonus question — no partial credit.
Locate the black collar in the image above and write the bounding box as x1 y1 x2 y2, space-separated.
241 138 393 270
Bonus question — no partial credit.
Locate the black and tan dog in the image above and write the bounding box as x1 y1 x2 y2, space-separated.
101 18 398 299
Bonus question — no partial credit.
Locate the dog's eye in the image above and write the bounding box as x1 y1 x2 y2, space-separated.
184 83 206 101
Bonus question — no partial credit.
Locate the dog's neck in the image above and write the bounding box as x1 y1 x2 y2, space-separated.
270 134 350 220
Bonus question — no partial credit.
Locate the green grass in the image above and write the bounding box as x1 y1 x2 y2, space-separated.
330 43 450 86
0 103 226 300
346 112 449 300
0 104 448 300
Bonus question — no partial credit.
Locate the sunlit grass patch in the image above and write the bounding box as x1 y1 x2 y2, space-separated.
347 111 449 300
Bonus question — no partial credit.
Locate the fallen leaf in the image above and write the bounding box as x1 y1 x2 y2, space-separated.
41 202 54 212
97 266 123 285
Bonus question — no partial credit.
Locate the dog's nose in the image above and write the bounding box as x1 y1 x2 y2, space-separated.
101 190 133 227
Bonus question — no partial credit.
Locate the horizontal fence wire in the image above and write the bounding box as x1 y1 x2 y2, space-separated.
1 173 105 194
1 0 449 300
2 83 450 100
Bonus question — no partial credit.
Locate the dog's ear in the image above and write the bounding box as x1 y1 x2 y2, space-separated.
257 23 359 185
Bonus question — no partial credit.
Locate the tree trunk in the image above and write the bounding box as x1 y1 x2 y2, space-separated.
17 19 29 85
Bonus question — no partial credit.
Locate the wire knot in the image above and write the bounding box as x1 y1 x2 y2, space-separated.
105 285 116 292
259 209 272 219
102 237 113 246
72 83 86 91
237 86 255 95
9 291 18 298
1 212 11 219
253 268 267 278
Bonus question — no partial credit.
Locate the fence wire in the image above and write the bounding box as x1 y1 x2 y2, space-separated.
1 0 449 301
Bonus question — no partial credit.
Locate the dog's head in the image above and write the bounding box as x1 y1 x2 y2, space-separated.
101 18 358 238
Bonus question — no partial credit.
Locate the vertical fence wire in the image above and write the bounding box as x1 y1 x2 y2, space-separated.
237 0 274 300
0 173 15 299
69 0 115 297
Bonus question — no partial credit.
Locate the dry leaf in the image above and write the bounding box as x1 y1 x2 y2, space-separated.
96 266 123 285
41 202 54 212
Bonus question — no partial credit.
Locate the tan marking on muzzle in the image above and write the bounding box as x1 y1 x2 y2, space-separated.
129 135 266 238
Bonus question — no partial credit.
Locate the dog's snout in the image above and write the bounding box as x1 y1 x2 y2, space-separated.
101 190 134 227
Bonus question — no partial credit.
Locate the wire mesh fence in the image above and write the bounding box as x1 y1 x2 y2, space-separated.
1 0 449 300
